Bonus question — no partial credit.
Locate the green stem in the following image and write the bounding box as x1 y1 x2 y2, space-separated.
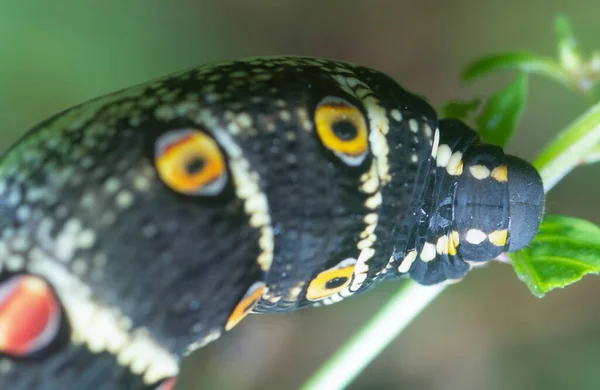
300 101 600 390
533 101 600 190
299 281 447 390
583 145 600 165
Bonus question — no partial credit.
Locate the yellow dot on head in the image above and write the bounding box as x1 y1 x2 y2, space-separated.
448 232 458 256
491 165 508 182
488 229 508 247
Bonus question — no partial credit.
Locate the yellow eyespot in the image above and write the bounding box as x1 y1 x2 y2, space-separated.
155 129 227 195
225 281 265 331
306 258 357 301
314 98 369 166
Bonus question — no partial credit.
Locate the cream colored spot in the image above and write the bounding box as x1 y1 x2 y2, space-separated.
364 213 378 225
397 250 417 273
491 165 508 182
420 242 436 262
408 118 419 133
431 128 440 158
488 229 508 247
436 144 452 167
465 229 487 245
446 152 463 176
436 235 449 255
391 109 402 121
288 284 305 301
469 165 491 180
365 192 382 209
411 154 418 163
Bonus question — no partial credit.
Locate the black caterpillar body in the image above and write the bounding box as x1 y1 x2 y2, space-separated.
0 56 544 389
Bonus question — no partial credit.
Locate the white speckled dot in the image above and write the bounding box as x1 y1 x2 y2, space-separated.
78 230 96 249
469 165 491 180
420 242 436 262
408 118 419 133
116 191 134 209
466 229 487 245
80 193 96 209
436 144 452 167
431 128 440 158
390 109 402 121
398 250 417 273
279 111 291 121
133 176 151 192
424 123 433 138
105 177 121 194
236 113 253 128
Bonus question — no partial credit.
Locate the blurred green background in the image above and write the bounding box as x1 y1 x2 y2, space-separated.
2 1 600 389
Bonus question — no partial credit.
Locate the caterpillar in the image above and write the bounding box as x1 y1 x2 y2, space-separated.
0 56 544 389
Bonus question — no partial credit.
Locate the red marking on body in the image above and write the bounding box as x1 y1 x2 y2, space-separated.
156 377 177 390
0 275 61 357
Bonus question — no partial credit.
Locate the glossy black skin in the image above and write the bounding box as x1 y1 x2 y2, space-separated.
0 56 544 389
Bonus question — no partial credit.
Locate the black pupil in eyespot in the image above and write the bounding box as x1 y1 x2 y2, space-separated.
325 276 348 289
332 120 358 141
185 157 205 174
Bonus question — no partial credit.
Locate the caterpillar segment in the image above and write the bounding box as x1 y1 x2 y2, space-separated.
0 56 544 389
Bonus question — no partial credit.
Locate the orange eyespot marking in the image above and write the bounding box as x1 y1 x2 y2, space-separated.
225 281 266 331
314 98 369 166
156 377 177 390
0 275 61 357
155 129 227 195
306 258 357 301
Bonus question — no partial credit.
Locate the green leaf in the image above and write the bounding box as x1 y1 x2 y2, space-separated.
555 15 582 73
510 216 600 298
462 52 572 88
439 98 482 122
474 74 528 147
